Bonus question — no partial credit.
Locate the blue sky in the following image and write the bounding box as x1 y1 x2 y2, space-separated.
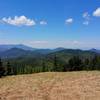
0 0 100 49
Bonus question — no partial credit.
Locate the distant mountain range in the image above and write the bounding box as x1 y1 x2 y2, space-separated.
0 44 36 52
90 48 100 54
0 44 65 58
0 44 99 58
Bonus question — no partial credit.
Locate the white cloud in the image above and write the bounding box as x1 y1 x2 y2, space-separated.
83 12 90 20
2 16 36 26
72 40 80 44
63 40 81 45
93 8 100 17
30 41 48 44
65 18 73 24
83 12 90 25
40 20 47 25
27 40 49 48
83 21 89 25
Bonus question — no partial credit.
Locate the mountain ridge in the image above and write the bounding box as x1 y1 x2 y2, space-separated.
0 44 99 58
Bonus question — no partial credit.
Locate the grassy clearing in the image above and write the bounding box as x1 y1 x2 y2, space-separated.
0 71 100 100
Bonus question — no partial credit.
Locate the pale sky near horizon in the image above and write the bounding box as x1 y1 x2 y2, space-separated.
0 0 100 49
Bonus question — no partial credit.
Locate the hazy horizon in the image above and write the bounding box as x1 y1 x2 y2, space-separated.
0 43 99 50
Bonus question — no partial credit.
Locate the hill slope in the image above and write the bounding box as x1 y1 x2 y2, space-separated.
0 48 44 58
47 49 97 62
0 71 100 100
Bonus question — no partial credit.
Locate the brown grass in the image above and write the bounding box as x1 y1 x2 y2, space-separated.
0 71 100 100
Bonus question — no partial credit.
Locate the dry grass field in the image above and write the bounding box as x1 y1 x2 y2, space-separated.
0 71 100 100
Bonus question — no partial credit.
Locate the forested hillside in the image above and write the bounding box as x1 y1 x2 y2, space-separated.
0 48 100 77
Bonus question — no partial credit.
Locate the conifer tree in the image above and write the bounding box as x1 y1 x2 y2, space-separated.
0 58 5 77
7 61 12 75
42 60 46 72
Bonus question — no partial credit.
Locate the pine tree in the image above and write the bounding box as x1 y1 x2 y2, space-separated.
42 61 46 72
52 55 58 71
52 55 61 71
7 61 12 75
90 55 100 70
84 58 90 70
90 55 98 70
68 56 83 71
0 58 5 77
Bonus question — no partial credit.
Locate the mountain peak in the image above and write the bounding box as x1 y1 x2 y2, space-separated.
90 48 100 53
0 44 35 51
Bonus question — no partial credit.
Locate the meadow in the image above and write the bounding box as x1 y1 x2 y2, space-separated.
0 71 100 100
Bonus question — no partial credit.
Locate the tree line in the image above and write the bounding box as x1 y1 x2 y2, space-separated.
0 55 100 77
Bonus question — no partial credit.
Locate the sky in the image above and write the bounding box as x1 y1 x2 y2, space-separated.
0 0 100 49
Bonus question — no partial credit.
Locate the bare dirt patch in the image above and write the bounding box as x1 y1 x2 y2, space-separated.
0 71 100 100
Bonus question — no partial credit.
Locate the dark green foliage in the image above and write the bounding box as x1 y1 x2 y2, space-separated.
63 55 100 72
53 55 58 71
6 62 13 75
63 56 83 71
83 58 90 70
90 55 100 70
0 58 5 77
42 61 46 72
52 55 63 72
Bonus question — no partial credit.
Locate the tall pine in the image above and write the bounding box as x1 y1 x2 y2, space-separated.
7 61 13 75
0 58 5 77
